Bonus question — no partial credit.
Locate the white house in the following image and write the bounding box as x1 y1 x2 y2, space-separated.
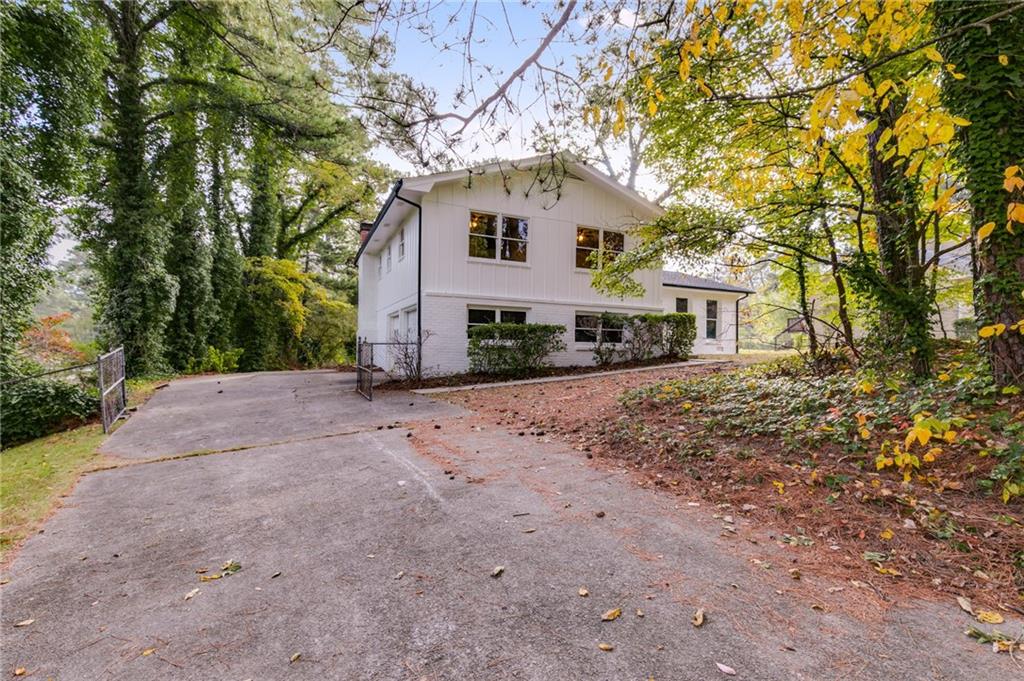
355 155 751 375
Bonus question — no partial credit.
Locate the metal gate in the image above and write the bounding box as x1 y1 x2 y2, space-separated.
355 339 374 400
98 346 128 432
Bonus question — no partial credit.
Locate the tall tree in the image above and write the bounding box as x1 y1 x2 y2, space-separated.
937 0 1024 386
0 1 101 377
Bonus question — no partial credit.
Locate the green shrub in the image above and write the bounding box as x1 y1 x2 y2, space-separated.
590 312 696 365
299 295 356 367
662 312 697 359
953 317 975 340
185 346 244 374
592 313 627 365
1 378 98 448
468 323 566 377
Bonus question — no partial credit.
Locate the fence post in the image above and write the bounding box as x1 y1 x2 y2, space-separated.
119 348 127 408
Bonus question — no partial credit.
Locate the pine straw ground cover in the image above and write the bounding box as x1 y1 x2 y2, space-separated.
444 347 1024 639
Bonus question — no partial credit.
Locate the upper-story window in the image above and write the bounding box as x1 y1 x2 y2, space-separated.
576 227 624 269
706 300 719 339
469 211 529 263
386 244 392 272
398 228 405 261
675 297 689 313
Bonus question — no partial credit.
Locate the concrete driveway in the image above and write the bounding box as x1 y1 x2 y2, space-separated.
2 371 1015 680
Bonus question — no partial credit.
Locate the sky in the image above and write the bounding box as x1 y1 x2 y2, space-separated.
369 2 664 197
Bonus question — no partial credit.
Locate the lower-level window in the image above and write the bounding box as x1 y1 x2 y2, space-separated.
675 297 689 313
574 313 624 343
467 307 527 333
706 300 719 339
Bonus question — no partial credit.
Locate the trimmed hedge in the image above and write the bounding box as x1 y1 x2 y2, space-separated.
1 378 99 448
662 312 697 359
468 323 566 377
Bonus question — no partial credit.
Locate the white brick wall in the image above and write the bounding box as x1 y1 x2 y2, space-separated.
420 294 661 375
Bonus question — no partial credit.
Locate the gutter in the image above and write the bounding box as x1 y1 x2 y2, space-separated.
393 192 422 378
354 178 403 263
662 282 754 295
737 290 753 356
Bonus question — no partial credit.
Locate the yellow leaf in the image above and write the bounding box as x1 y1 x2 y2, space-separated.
290 653 301 663
977 222 996 240
999 54 1009 66
598 643 614 652
923 46 943 63
923 447 942 463
944 430 957 443
14 669 26 677
859 427 871 440
1005 165 1021 178
772 480 785 495
1012 203 1024 223
977 610 1005 624
880 528 894 540
1005 176 1024 192
647 98 658 117
142 648 156 657
601 607 622 621
938 373 950 382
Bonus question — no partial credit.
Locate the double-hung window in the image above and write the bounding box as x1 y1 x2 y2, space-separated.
675 298 689 313
706 300 719 339
398 228 405 261
575 227 624 269
574 313 625 344
467 308 527 334
469 211 529 263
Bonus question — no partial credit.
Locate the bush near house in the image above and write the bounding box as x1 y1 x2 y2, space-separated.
1 378 99 449
468 323 566 377
593 312 697 365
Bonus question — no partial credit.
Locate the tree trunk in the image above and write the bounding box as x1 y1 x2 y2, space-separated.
937 0 1024 387
98 1 176 376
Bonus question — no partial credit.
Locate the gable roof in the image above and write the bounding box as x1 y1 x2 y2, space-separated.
355 153 663 262
662 270 753 294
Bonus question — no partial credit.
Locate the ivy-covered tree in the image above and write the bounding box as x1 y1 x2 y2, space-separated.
936 0 1024 387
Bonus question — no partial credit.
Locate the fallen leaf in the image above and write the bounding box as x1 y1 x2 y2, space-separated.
522 528 536 534
270 571 282 579
976 610 1004 624
597 643 614 651
635 608 644 618
194 567 208 574
13 619 34 627
491 566 505 578
956 596 974 615
14 668 25 676
692 608 705 627
879 528 894 541
184 588 199 601
290 653 301 663
788 568 801 580
601 608 622 622
578 587 589 597
221 560 241 575
393 571 405 580
716 662 737 675
142 648 156 656
199 573 221 582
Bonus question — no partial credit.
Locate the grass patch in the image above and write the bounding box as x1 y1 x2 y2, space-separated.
0 377 170 562
1 424 105 560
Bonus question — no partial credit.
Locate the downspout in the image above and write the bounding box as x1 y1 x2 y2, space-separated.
735 293 749 355
394 192 422 378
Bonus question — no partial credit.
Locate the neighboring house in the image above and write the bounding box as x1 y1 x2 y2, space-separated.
355 154 750 375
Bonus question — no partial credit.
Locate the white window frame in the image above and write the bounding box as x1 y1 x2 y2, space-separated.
573 311 625 345
575 226 625 270
468 210 530 264
466 306 529 334
706 299 719 339
398 228 405 261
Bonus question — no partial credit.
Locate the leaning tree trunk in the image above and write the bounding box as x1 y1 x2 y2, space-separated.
937 0 1024 387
